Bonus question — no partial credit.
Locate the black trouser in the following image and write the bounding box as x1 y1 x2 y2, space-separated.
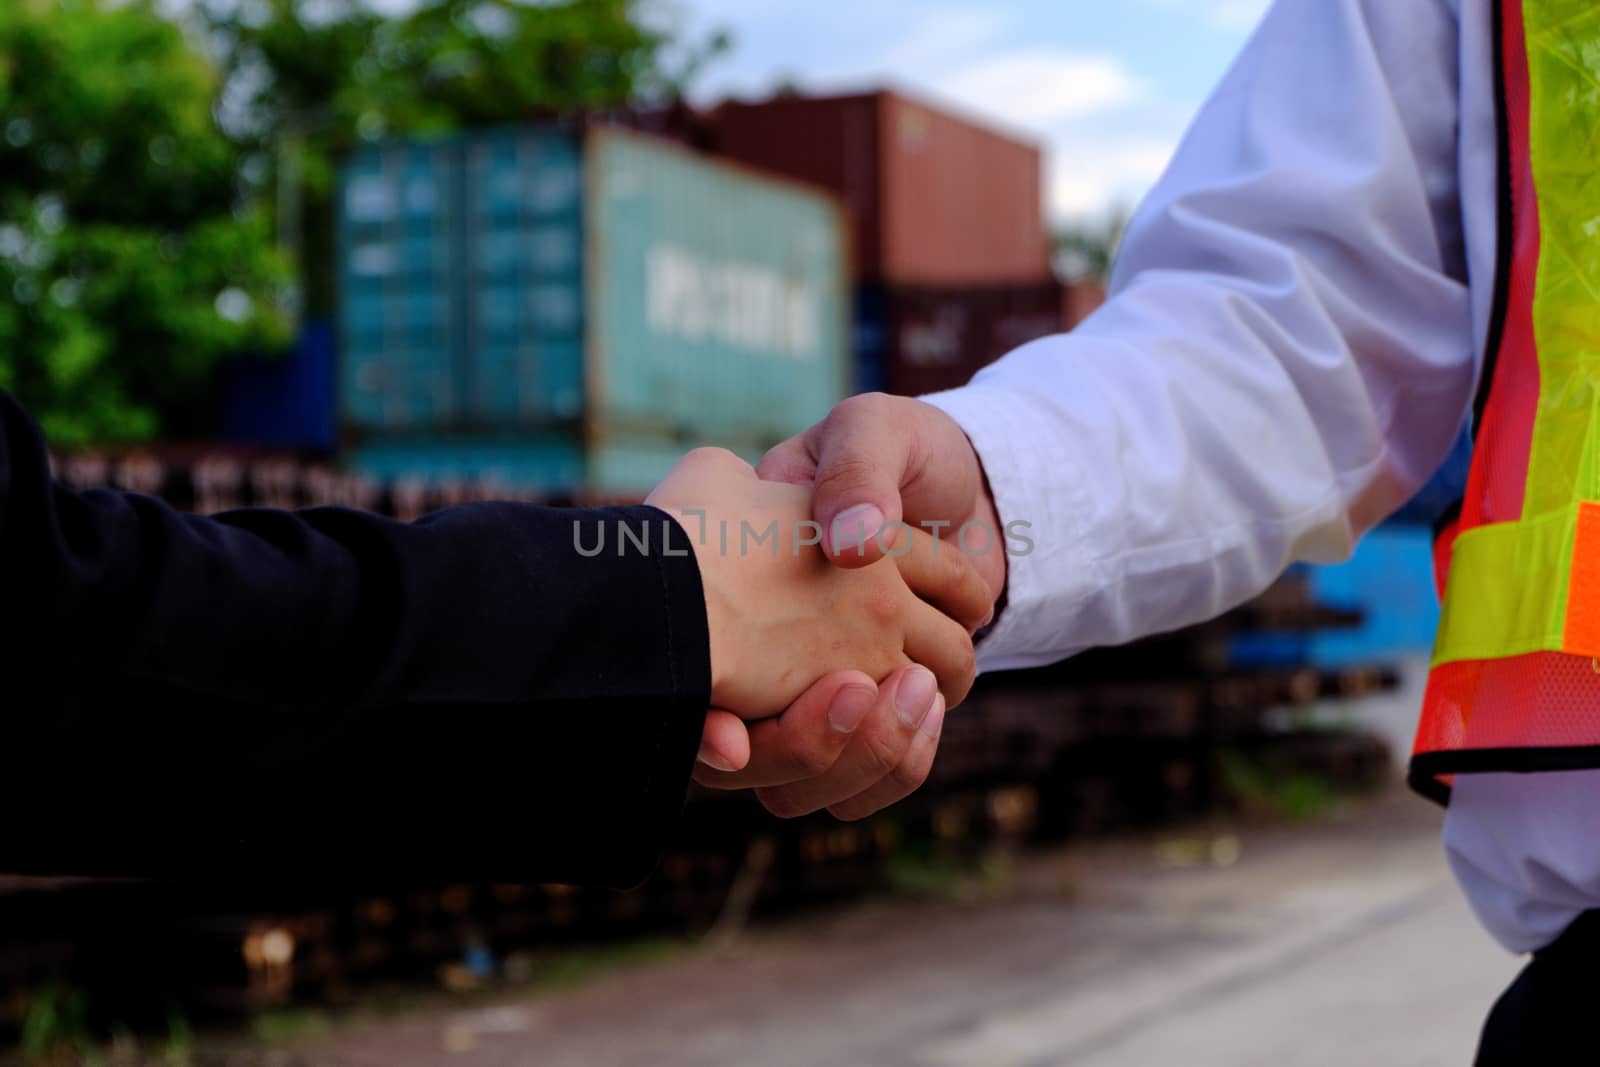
1475 910 1599 1065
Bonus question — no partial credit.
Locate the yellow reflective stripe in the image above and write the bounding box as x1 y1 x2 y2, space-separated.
1430 0 1600 667
1432 505 1576 667
1522 1 1600 518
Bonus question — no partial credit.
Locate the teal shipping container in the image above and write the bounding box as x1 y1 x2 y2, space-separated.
350 435 758 498
337 125 849 491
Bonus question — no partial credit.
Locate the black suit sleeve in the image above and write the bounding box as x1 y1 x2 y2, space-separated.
0 390 711 888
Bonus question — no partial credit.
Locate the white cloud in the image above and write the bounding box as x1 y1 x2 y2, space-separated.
878 8 1015 70
1206 0 1272 30
940 50 1141 128
681 0 1219 218
1146 0 1271 31
1048 138 1174 221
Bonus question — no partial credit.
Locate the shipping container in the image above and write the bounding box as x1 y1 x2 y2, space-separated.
1065 279 1107 330
348 433 758 498
220 321 338 452
1388 425 1472 526
711 90 1052 285
339 140 465 430
855 281 1070 397
584 128 849 443
1305 526 1440 667
336 126 849 460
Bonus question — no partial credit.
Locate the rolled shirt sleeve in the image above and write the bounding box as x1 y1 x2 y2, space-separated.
925 0 1476 670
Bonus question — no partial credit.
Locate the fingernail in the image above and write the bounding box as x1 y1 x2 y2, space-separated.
830 504 885 553
828 684 877 734
697 746 739 773
895 666 938 730
919 694 947 739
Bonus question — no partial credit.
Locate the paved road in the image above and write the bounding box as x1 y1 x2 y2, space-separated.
286 784 1517 1067
254 662 1519 1066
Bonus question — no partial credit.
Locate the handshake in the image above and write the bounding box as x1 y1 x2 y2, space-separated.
640 395 1009 821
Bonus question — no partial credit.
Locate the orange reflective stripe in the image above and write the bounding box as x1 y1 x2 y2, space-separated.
1562 502 1600 656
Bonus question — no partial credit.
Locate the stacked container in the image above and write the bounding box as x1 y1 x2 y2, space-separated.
337 126 849 495
710 89 1074 396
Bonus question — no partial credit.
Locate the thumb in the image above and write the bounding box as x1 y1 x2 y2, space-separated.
809 395 914 565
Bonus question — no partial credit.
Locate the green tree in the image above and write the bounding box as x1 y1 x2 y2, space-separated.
0 0 289 446
1054 205 1131 284
201 0 728 318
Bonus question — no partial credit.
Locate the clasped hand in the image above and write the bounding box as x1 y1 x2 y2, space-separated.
646 447 992 820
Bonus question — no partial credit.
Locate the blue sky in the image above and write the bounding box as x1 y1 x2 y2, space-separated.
665 0 1269 222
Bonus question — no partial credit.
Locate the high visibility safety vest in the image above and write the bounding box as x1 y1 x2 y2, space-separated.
1410 0 1600 801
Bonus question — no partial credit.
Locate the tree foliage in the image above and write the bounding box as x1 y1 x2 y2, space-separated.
0 0 289 445
0 0 722 444
1054 205 1131 284
202 0 727 317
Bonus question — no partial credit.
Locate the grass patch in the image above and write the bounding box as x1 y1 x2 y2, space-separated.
1218 748 1336 822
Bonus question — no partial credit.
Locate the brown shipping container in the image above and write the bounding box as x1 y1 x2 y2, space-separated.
862 281 1073 397
712 90 1051 285
1065 279 1107 329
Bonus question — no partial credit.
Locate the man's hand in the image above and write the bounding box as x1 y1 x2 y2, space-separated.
648 447 985 717
696 664 945 820
757 393 1007 608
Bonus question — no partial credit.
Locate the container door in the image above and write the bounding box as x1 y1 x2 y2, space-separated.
584 128 849 449
338 140 462 430
463 129 586 427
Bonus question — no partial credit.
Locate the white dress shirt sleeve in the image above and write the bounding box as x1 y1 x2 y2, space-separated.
924 0 1477 671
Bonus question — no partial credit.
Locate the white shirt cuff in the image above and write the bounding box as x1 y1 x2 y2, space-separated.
920 381 1099 672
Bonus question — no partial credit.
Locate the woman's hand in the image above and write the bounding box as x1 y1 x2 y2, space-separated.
647 448 987 719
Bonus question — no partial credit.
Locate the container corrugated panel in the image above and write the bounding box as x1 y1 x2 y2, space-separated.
857 281 1067 397
349 436 587 492
220 321 337 451
348 433 752 498
585 127 848 446
711 94 884 283
711 90 1050 285
1065 280 1106 330
586 435 760 497
338 139 464 430
878 93 1051 285
852 287 890 394
462 129 587 425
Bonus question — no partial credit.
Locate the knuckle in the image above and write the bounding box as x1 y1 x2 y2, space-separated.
826 392 890 429
956 641 978 686
756 789 809 820
682 445 730 466
958 556 988 601
859 579 903 627
683 446 750 478
827 801 873 822
813 453 883 501
752 790 796 825
691 765 730 788
861 730 905 777
944 670 976 710
891 752 935 794
795 744 837 779
756 438 805 479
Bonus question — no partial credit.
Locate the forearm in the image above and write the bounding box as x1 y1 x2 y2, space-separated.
0 390 711 885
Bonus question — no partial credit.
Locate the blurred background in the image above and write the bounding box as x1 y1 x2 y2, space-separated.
0 1 1506 1064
